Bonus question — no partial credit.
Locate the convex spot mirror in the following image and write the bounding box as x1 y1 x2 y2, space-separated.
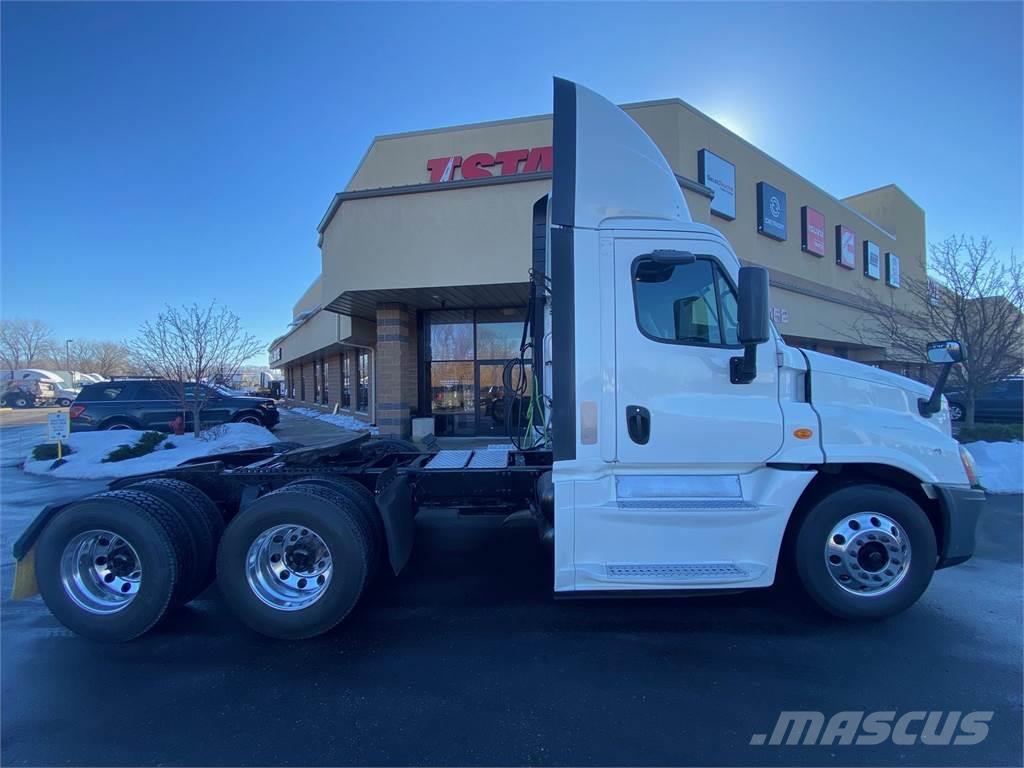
927 340 965 364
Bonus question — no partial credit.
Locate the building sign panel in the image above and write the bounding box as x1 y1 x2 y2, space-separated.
886 252 900 287
698 149 736 220
426 146 553 183
864 240 881 280
835 225 856 269
756 182 787 241
801 206 826 257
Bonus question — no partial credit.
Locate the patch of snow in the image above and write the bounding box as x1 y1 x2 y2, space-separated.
964 441 1023 494
283 407 379 435
22 423 279 480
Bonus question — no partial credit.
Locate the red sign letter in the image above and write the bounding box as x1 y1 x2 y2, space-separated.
493 149 529 176
427 156 462 183
522 146 553 174
461 152 495 179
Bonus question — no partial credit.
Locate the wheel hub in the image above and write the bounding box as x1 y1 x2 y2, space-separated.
824 512 911 596
60 529 142 614
246 524 333 611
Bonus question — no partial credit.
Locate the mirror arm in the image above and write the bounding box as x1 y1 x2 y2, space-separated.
730 343 758 385
918 362 954 417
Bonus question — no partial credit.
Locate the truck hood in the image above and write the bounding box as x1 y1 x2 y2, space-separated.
801 350 966 485
802 350 932 400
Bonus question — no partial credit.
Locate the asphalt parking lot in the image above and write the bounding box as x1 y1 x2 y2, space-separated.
1 421 1021 766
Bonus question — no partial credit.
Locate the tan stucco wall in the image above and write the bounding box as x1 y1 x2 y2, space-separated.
313 98 925 352
321 179 551 294
276 310 352 366
293 275 323 317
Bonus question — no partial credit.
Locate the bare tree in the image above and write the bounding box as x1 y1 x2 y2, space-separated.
846 235 1023 425
72 340 134 378
129 303 263 436
0 319 58 371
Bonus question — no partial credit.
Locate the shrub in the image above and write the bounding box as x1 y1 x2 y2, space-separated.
31 443 74 461
103 431 167 463
163 441 176 450
956 423 1023 444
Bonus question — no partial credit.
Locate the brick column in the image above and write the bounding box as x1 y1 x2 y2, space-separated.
375 303 418 438
327 352 343 409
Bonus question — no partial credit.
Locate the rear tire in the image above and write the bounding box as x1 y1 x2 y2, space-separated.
948 402 965 422
9 395 31 409
216 485 372 639
793 484 937 620
34 491 184 641
127 479 223 602
286 477 384 571
101 419 139 431
58 398 73 408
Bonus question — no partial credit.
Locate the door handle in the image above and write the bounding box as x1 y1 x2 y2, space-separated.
626 405 650 445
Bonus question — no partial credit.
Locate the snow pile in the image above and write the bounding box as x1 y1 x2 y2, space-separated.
284 407 379 435
23 423 279 480
964 441 1023 494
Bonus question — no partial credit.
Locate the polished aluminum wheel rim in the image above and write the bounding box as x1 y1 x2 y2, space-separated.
825 512 910 596
60 529 141 614
245 524 332 611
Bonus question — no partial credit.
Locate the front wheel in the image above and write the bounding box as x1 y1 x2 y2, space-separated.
793 484 937 620
58 398 73 408
948 402 965 422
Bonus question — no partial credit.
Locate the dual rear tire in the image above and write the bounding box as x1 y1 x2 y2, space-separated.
34 482 224 642
216 479 381 640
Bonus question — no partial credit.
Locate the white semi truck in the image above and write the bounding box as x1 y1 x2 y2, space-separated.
12 80 984 641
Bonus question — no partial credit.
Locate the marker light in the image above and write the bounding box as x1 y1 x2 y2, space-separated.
793 428 814 440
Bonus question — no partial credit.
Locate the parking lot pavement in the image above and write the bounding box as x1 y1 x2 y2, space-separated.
1 428 1020 766
0 407 51 431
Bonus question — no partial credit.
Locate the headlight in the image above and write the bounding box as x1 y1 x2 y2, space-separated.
959 444 979 487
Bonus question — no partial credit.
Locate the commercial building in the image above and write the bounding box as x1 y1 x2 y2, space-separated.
270 96 928 438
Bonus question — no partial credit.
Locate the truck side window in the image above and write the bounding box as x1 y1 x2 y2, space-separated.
632 257 738 346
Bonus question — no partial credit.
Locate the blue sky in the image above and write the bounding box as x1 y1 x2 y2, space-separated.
3 2 1021 358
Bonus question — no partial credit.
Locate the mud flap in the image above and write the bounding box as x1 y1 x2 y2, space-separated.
375 467 415 574
11 547 39 600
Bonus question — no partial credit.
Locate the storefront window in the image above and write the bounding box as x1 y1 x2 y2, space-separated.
356 349 370 413
422 307 528 436
321 359 329 405
299 366 305 401
313 360 321 404
342 353 352 409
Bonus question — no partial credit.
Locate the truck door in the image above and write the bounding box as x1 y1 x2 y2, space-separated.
614 236 784 466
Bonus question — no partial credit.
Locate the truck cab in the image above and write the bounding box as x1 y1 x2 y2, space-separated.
543 78 983 616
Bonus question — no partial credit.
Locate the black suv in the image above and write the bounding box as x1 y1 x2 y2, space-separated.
947 377 1023 423
70 379 279 432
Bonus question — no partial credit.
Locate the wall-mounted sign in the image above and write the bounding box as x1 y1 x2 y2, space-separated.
836 225 856 269
756 182 787 241
426 146 553 183
770 306 790 325
698 149 736 220
864 240 881 280
801 206 826 257
886 252 900 287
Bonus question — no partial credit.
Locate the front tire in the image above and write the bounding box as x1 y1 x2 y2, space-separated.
948 402 965 422
794 484 937 620
58 398 73 408
216 484 373 639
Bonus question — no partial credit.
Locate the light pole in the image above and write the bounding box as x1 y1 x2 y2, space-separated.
66 339 73 385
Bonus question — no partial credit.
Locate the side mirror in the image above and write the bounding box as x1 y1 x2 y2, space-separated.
920 339 966 417
731 267 771 384
737 266 771 345
927 340 965 364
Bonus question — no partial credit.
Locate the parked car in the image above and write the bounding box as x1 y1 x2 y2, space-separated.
70 379 279 432
947 377 1023 422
